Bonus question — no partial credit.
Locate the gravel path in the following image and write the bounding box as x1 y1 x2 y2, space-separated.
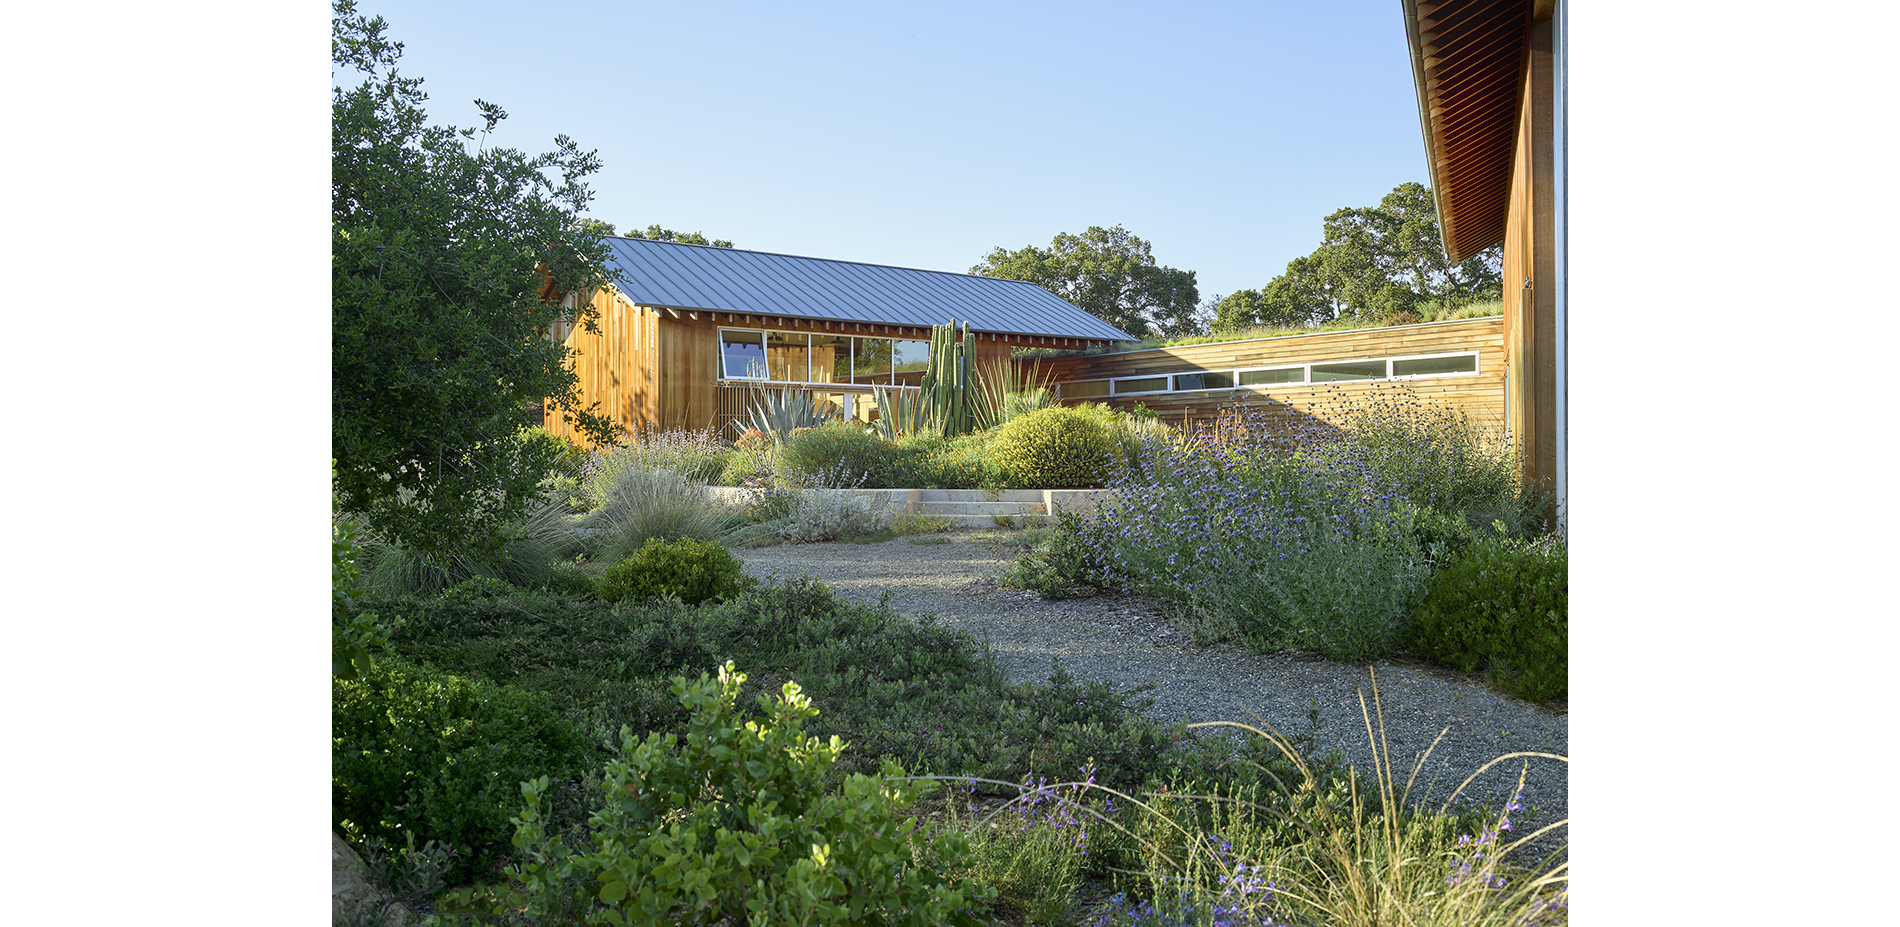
737 531 1569 869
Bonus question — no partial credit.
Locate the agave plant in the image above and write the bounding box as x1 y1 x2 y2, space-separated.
870 384 934 441
971 355 1057 431
729 384 841 444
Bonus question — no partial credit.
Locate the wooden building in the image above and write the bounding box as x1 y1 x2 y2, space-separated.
541 237 1135 444
1400 0 1567 514
1044 316 1506 439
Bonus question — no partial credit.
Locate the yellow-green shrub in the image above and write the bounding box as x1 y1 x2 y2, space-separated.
485 663 995 925
991 406 1115 488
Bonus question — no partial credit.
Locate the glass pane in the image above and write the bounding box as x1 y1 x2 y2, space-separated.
1173 371 1233 391
1113 376 1168 394
1391 354 1477 377
1310 360 1388 382
766 331 808 382
851 337 892 385
892 339 930 386
808 334 849 383
1062 380 1111 398
721 329 765 380
1239 367 1304 386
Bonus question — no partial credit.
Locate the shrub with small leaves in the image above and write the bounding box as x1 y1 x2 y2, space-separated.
332 657 589 886
595 537 753 605
1409 531 1567 702
489 663 995 926
991 406 1115 489
777 419 923 489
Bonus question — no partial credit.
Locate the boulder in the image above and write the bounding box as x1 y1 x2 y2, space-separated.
332 832 414 926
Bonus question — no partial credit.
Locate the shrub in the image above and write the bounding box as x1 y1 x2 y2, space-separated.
332 657 589 885
916 430 1002 490
769 485 892 542
477 663 995 926
890 511 955 535
777 419 923 488
595 537 753 606
1077 409 1429 662
577 466 737 562
1408 533 1568 702
1000 510 1104 600
991 406 1116 489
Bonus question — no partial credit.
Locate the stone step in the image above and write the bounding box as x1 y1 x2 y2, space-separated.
702 486 1120 528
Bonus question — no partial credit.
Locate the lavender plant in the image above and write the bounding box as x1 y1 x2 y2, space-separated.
578 426 729 510
1076 405 1427 661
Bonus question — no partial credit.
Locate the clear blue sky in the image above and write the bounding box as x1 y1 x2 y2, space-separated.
354 0 1433 308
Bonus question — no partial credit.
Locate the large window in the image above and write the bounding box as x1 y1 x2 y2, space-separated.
719 328 935 387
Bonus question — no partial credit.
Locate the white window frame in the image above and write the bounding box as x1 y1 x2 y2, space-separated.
1058 379 1113 399
1386 350 1481 380
1234 364 1309 388
1170 370 1237 392
1109 375 1172 396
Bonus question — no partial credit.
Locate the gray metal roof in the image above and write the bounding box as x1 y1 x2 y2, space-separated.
599 237 1135 342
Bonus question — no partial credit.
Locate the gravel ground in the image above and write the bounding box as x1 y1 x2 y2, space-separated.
737 530 1569 870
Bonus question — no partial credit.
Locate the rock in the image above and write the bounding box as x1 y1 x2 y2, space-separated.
333 832 415 926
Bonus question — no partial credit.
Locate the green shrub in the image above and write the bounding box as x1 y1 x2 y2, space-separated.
332 657 589 885
478 663 995 926
1409 533 1567 702
991 406 1115 489
595 537 753 605
915 430 1001 489
777 419 922 488
717 445 774 486
890 511 955 535
1000 510 1104 599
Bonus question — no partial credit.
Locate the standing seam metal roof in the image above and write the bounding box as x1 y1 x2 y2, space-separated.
598 237 1135 341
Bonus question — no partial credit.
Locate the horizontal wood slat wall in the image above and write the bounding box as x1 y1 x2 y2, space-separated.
1042 317 1506 440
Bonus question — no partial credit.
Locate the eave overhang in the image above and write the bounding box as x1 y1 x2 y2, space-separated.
1402 0 1537 264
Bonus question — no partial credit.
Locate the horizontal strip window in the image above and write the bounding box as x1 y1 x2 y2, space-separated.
719 328 928 386
1238 366 1305 386
1310 359 1389 382
1390 352 1479 377
1060 379 1111 399
1172 371 1233 391
1112 376 1169 395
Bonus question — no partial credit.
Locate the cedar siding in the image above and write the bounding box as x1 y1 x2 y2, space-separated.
1044 316 1505 438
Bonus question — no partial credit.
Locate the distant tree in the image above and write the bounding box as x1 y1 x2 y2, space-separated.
1220 183 1501 331
971 225 1200 338
577 220 735 248
332 0 617 559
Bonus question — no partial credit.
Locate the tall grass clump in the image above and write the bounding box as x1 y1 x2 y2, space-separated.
577 426 729 510
359 491 577 595
576 466 740 562
1085 678 1567 926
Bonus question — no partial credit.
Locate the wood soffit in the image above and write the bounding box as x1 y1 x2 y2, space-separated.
1404 0 1533 263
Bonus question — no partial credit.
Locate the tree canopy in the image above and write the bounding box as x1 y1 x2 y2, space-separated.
332 0 617 558
580 219 735 249
970 225 1200 339
1214 183 1502 332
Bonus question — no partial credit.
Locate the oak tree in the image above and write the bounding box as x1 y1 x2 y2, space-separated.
332 0 617 558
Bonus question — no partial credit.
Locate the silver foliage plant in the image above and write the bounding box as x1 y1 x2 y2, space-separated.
765 465 891 542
